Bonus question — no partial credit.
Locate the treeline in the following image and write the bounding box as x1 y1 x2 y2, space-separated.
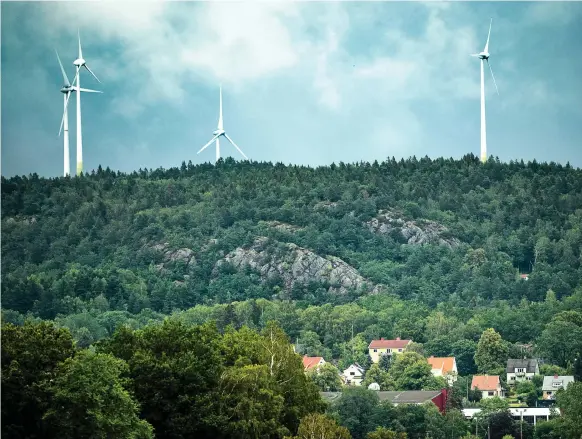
3 320 582 439
2 155 582 318
4 293 582 374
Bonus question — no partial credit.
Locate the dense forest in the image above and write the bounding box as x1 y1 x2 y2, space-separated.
2 155 582 438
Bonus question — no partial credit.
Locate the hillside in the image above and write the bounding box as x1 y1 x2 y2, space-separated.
2 155 582 366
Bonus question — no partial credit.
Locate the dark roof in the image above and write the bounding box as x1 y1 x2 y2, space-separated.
506 359 539 373
321 390 441 404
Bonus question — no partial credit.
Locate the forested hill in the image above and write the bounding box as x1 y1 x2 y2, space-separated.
2 154 582 363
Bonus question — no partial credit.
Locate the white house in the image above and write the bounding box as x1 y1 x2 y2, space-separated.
471 375 503 399
342 363 365 386
542 375 575 400
427 356 458 385
506 359 539 385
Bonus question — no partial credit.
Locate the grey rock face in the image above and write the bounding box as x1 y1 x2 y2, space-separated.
152 242 196 268
366 210 460 248
215 237 379 295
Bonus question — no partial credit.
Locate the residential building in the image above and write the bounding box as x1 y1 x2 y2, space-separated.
321 389 449 413
368 337 412 363
302 356 326 373
471 375 503 399
542 375 575 400
427 356 458 385
463 408 558 426
342 363 365 386
506 359 539 385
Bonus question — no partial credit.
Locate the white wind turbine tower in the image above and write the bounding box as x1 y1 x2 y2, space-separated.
471 18 499 164
73 30 101 175
197 86 248 163
56 50 101 177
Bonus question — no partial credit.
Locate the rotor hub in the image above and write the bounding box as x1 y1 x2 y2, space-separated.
73 58 85 66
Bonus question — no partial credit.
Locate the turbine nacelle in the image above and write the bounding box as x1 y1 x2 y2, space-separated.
478 52 490 60
213 129 225 136
73 58 86 67
60 85 74 94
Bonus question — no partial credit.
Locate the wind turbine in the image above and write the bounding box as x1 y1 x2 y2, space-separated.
73 30 101 175
471 18 499 164
56 50 101 177
197 86 248 163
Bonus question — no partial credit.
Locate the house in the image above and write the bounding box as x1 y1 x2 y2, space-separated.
427 356 458 385
542 375 575 400
321 389 449 413
302 356 326 373
368 337 412 363
506 359 539 384
463 408 558 427
342 363 365 386
471 375 503 399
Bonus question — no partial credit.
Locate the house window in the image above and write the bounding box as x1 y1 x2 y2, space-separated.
547 391 553 395
526 376 532 380
488 391 494 396
350 372 355 376
510 376 515 380
388 349 392 353
398 349 403 352
552 382 562 387
373 349 377 353
516 368 525 373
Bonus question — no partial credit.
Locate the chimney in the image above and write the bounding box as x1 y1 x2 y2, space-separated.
396 337 401 340
554 374 559 379
380 337 384 341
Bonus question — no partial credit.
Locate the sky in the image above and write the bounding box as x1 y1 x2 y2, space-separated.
2 1 582 178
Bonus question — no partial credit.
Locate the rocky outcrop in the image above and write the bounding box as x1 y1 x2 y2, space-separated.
262 221 304 233
366 210 460 248
215 237 379 295
152 242 196 270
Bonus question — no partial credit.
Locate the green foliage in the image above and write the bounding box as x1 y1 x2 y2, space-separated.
556 381 582 438
286 413 352 439
475 329 509 373
389 352 439 390
43 350 154 439
367 427 407 439
362 363 395 390
1 321 76 438
308 363 343 392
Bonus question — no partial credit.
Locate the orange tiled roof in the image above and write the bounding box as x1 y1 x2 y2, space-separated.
303 356 324 371
471 375 500 391
427 356 456 374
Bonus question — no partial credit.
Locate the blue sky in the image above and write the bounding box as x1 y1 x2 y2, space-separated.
2 1 582 178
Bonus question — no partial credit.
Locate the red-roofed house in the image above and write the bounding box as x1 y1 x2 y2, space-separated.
368 337 412 363
303 356 326 372
427 356 458 385
471 375 503 399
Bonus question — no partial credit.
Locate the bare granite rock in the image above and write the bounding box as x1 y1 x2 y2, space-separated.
151 242 196 269
366 210 460 248
215 237 380 295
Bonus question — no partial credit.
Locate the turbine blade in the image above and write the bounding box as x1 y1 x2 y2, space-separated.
55 49 71 86
486 59 499 95
224 133 248 160
484 18 492 53
77 87 103 93
84 64 101 83
470 53 480 57
78 29 83 59
59 92 72 136
198 134 220 154
71 68 80 89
